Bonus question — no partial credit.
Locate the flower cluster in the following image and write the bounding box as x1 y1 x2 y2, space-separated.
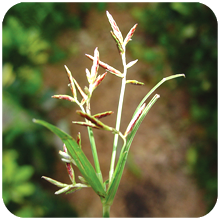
42 144 89 195
42 11 147 195
51 11 144 137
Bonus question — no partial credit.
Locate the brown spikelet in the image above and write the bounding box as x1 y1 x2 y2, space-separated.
52 95 75 102
72 121 99 129
106 11 123 45
90 47 99 83
85 54 123 78
76 110 114 131
93 72 107 89
93 111 114 119
62 144 75 183
76 132 81 148
64 65 77 98
124 24 138 46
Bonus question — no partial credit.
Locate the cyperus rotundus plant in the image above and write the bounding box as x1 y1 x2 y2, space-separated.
33 11 185 217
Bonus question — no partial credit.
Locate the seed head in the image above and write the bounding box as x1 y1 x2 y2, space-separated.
85 54 123 78
90 47 99 83
93 111 114 119
106 11 123 45
52 95 75 102
124 24 138 46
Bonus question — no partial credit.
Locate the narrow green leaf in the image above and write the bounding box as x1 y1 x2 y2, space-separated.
126 94 160 150
133 74 185 117
33 119 106 198
105 151 128 205
105 94 160 205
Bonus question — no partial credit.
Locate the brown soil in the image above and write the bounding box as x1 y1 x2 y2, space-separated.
42 4 206 217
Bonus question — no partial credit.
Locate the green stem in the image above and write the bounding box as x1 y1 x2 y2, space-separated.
87 126 103 183
109 51 127 183
86 99 103 183
102 204 111 217
79 100 103 183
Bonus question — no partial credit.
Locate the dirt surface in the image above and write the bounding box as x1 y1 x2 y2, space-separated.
42 5 206 217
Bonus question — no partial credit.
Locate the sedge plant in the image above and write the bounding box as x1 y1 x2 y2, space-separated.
33 11 185 217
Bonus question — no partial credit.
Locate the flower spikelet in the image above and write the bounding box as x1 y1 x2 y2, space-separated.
124 24 138 46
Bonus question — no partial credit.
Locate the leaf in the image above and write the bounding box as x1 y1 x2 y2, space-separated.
33 119 106 198
105 151 128 205
105 94 160 205
105 74 185 204
15 183 35 196
126 94 160 149
132 74 185 117
124 103 146 136
14 165 34 183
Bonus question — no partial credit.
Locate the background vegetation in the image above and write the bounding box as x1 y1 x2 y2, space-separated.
2 2 217 217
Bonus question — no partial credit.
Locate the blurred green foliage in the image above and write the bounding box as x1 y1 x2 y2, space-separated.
130 3 217 212
3 149 35 205
2 2 102 217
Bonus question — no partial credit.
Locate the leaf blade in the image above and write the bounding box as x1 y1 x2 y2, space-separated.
33 119 106 198
105 94 160 205
133 74 185 117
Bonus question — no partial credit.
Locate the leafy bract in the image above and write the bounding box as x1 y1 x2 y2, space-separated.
33 119 106 198
105 94 160 205
133 74 185 117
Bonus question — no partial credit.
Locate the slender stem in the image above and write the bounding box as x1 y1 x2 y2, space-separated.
109 51 127 183
102 204 111 217
78 99 103 183
85 98 103 183
87 126 103 182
